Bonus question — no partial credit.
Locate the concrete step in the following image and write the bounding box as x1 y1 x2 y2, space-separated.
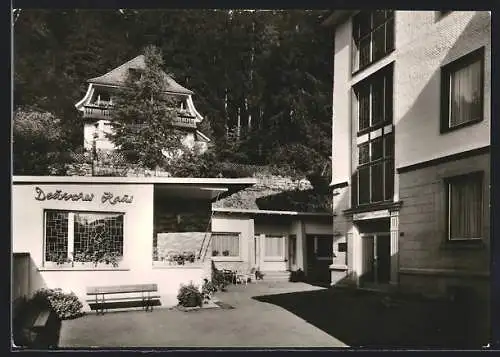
261 271 291 281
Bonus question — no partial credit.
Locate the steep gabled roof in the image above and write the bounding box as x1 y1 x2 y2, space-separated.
87 55 193 95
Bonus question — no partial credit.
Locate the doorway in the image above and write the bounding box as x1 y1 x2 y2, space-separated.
306 235 333 283
360 233 391 285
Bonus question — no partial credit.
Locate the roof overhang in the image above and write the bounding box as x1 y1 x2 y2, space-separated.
321 10 357 27
212 207 334 217
12 176 257 202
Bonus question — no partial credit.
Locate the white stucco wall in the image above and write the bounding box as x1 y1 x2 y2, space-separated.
393 11 491 168
84 121 207 154
12 183 205 308
212 214 333 273
332 11 491 174
83 121 116 151
289 220 306 272
332 19 353 186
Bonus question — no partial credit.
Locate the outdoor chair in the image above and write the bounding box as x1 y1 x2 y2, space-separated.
235 268 254 285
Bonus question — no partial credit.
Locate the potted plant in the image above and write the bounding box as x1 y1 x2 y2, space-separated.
175 254 185 265
212 250 219 257
177 282 203 308
47 252 72 267
72 252 88 267
222 250 230 257
255 267 264 280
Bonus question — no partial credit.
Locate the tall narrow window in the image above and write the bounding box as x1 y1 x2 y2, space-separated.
446 172 483 240
441 47 484 132
352 10 395 72
352 65 394 207
354 64 393 134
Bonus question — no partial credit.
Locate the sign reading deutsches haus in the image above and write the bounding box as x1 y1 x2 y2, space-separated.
34 186 133 205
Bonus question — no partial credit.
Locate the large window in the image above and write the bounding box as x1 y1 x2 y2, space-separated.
352 10 394 72
446 172 483 241
44 210 124 267
352 133 394 206
441 47 484 132
351 65 394 208
353 64 393 133
211 232 240 257
264 235 285 259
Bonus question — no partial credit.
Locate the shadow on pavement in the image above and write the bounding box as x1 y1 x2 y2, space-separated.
253 287 482 349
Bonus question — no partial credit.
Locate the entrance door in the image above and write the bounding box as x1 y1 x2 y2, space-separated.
306 235 333 283
360 233 391 285
376 235 391 283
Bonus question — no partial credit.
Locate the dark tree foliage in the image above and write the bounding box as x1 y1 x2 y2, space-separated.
13 9 333 180
109 45 183 170
13 108 70 175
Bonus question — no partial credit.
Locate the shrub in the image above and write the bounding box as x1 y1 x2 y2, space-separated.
177 282 203 307
32 288 84 320
211 261 228 291
201 279 217 302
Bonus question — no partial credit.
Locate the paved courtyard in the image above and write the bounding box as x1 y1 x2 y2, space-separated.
57 280 486 349
58 281 346 348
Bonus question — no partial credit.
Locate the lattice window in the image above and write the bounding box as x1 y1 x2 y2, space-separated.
45 211 69 262
44 210 124 266
74 213 124 257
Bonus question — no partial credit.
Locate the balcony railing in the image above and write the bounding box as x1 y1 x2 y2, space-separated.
83 105 197 128
83 106 112 120
173 115 197 128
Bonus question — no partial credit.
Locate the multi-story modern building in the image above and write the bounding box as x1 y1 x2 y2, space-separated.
323 10 490 306
75 54 210 154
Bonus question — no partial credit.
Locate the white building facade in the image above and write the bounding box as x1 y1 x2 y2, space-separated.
325 11 490 302
12 176 255 309
75 55 210 154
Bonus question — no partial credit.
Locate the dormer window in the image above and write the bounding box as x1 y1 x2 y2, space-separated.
93 91 112 107
128 68 143 82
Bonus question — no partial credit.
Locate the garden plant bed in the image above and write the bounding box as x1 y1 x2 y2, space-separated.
173 299 221 312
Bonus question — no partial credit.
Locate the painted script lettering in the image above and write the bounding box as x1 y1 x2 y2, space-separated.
34 187 133 205
101 192 134 205
35 187 94 202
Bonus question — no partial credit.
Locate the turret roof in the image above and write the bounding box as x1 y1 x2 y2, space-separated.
87 55 193 95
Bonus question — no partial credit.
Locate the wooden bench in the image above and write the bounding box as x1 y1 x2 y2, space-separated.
86 284 159 315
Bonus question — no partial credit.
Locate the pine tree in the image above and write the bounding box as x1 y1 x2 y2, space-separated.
109 45 183 170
